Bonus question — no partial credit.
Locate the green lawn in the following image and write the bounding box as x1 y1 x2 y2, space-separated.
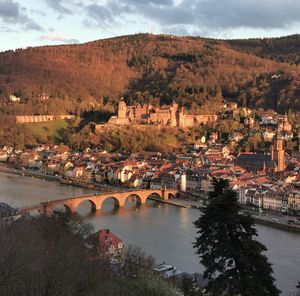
24 120 69 144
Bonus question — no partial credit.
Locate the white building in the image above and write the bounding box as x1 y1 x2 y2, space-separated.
9 94 21 102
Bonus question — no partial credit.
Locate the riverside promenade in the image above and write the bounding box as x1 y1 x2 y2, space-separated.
152 197 300 234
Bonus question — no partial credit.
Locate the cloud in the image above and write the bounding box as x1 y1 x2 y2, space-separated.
190 0 300 30
83 0 300 34
85 4 114 28
44 0 72 15
0 25 18 32
38 32 79 44
30 9 46 17
0 0 42 30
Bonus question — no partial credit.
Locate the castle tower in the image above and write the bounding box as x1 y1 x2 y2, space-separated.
118 100 127 119
271 134 285 172
178 107 185 128
170 100 178 127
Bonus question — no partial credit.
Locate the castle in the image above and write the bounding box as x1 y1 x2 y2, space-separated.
108 100 217 127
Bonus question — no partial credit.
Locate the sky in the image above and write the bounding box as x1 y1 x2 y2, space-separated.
0 0 299 52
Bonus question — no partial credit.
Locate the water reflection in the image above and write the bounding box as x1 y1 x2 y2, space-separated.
77 198 160 218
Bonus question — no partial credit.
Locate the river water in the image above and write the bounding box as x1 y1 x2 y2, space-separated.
0 172 299 295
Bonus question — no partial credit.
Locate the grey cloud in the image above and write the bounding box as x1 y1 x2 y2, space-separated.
44 0 72 15
0 0 18 17
192 0 300 29
0 25 18 32
86 4 114 27
30 9 46 17
84 0 300 32
0 0 42 30
122 0 174 6
137 4 194 26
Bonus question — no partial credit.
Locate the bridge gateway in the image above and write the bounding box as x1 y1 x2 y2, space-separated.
22 189 177 217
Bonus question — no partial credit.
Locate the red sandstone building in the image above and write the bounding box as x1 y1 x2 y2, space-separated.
108 99 217 127
235 135 286 173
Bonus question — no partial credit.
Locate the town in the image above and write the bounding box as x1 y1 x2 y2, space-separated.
1 100 299 219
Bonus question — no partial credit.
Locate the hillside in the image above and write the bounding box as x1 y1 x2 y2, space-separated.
0 33 299 115
225 35 300 65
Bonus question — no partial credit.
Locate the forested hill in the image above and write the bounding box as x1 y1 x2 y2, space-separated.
0 33 299 115
225 34 300 65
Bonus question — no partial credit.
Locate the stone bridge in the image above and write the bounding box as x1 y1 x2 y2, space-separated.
19 189 178 217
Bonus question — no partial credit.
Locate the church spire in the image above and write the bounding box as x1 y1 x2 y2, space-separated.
271 130 285 172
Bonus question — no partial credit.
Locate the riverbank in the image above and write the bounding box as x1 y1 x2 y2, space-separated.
150 197 206 209
0 164 60 182
0 164 113 192
252 216 300 234
152 197 300 234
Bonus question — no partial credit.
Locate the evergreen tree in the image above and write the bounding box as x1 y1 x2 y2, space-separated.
194 178 280 296
296 282 300 296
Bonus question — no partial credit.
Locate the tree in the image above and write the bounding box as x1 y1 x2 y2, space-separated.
294 282 300 296
119 245 155 279
0 213 180 296
193 178 280 296
0 213 97 296
179 276 204 296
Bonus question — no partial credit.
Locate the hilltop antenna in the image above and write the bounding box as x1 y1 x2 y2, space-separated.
150 25 155 35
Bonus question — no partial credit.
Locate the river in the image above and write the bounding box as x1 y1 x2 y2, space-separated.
0 172 299 295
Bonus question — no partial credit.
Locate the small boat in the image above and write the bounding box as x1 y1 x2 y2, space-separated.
153 263 182 278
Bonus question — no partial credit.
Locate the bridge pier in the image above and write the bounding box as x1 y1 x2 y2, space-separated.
43 204 53 217
162 189 169 200
118 199 125 207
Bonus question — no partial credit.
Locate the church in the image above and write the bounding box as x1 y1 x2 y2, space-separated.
108 100 217 127
235 135 286 173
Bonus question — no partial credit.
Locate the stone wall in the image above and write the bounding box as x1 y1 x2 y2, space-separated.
15 115 75 123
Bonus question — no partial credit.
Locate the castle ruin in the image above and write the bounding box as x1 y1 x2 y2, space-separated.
108 100 217 128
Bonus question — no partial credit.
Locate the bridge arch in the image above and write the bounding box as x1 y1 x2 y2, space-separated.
167 192 175 199
146 191 162 201
53 203 73 214
76 199 97 213
28 209 42 217
100 196 121 209
124 194 143 206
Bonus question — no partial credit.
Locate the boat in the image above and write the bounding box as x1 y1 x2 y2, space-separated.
153 263 182 278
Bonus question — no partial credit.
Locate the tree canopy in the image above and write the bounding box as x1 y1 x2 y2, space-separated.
0 212 180 296
194 178 280 296
0 34 299 116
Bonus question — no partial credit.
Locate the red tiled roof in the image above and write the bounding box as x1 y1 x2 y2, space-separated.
98 229 122 252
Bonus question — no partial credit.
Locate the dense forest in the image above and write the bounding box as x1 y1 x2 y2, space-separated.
0 33 299 116
226 34 300 65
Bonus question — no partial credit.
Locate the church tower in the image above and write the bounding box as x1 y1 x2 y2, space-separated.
118 100 127 119
271 134 285 172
